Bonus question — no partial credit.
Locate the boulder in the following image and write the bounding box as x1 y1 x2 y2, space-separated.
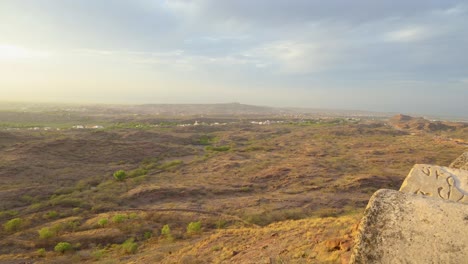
450 152 468 170
399 164 468 204
350 189 468 264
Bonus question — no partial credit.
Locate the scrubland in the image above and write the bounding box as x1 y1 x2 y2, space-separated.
0 108 466 263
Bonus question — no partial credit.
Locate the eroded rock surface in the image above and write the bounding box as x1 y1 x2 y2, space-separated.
350 189 468 264
399 164 468 204
450 152 468 170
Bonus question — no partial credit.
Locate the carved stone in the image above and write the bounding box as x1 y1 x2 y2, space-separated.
399 164 468 204
450 152 468 170
350 189 468 264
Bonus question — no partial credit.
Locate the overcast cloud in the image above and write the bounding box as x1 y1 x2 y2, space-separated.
0 0 467 117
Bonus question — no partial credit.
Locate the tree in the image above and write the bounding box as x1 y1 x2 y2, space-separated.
54 242 72 254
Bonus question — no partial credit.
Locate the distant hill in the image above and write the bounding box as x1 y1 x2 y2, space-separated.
389 114 464 132
0 101 394 119
133 103 287 116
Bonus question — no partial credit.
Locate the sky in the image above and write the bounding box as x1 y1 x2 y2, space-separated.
0 0 467 117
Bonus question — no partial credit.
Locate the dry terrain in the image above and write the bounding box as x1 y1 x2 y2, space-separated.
0 104 466 263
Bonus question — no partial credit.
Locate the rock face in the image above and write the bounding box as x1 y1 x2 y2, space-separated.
450 152 468 170
399 164 468 204
349 189 468 264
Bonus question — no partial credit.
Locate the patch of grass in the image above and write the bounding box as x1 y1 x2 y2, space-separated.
205 145 230 152
158 160 183 170
215 220 227 229
44 210 59 219
211 245 222 252
0 210 18 220
98 218 109 227
128 168 148 178
92 248 107 260
112 214 127 224
49 195 83 208
194 135 217 145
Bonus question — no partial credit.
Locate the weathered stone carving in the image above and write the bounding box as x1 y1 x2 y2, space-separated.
450 152 468 170
350 189 468 264
399 164 468 204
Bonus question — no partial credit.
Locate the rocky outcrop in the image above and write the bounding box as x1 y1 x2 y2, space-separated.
450 152 468 170
349 189 468 264
350 154 468 263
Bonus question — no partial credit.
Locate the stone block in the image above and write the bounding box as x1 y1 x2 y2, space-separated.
399 164 468 204
450 152 468 170
350 189 468 264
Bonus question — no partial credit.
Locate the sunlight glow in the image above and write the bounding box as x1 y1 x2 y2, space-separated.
0 45 49 60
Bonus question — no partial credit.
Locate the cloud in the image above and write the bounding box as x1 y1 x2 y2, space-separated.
384 27 428 42
1 0 468 116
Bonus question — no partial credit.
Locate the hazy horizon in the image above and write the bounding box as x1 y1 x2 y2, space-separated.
1 1 467 117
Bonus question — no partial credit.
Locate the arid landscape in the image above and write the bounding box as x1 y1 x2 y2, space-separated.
0 103 466 263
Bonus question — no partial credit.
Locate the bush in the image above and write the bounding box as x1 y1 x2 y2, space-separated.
121 238 138 254
144 231 152 240
161 224 171 236
186 221 202 234
112 214 127 224
3 218 22 232
97 218 108 227
44 211 58 219
38 227 55 239
113 170 127 181
36 248 46 257
54 242 72 254
161 224 173 241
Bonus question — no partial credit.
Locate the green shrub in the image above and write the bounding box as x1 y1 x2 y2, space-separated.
161 224 173 241
128 212 139 219
121 238 138 254
112 214 127 223
97 218 108 227
38 227 55 239
3 217 22 232
44 211 58 219
54 242 72 254
161 224 171 236
36 248 46 257
113 170 127 181
144 231 152 240
186 221 202 234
